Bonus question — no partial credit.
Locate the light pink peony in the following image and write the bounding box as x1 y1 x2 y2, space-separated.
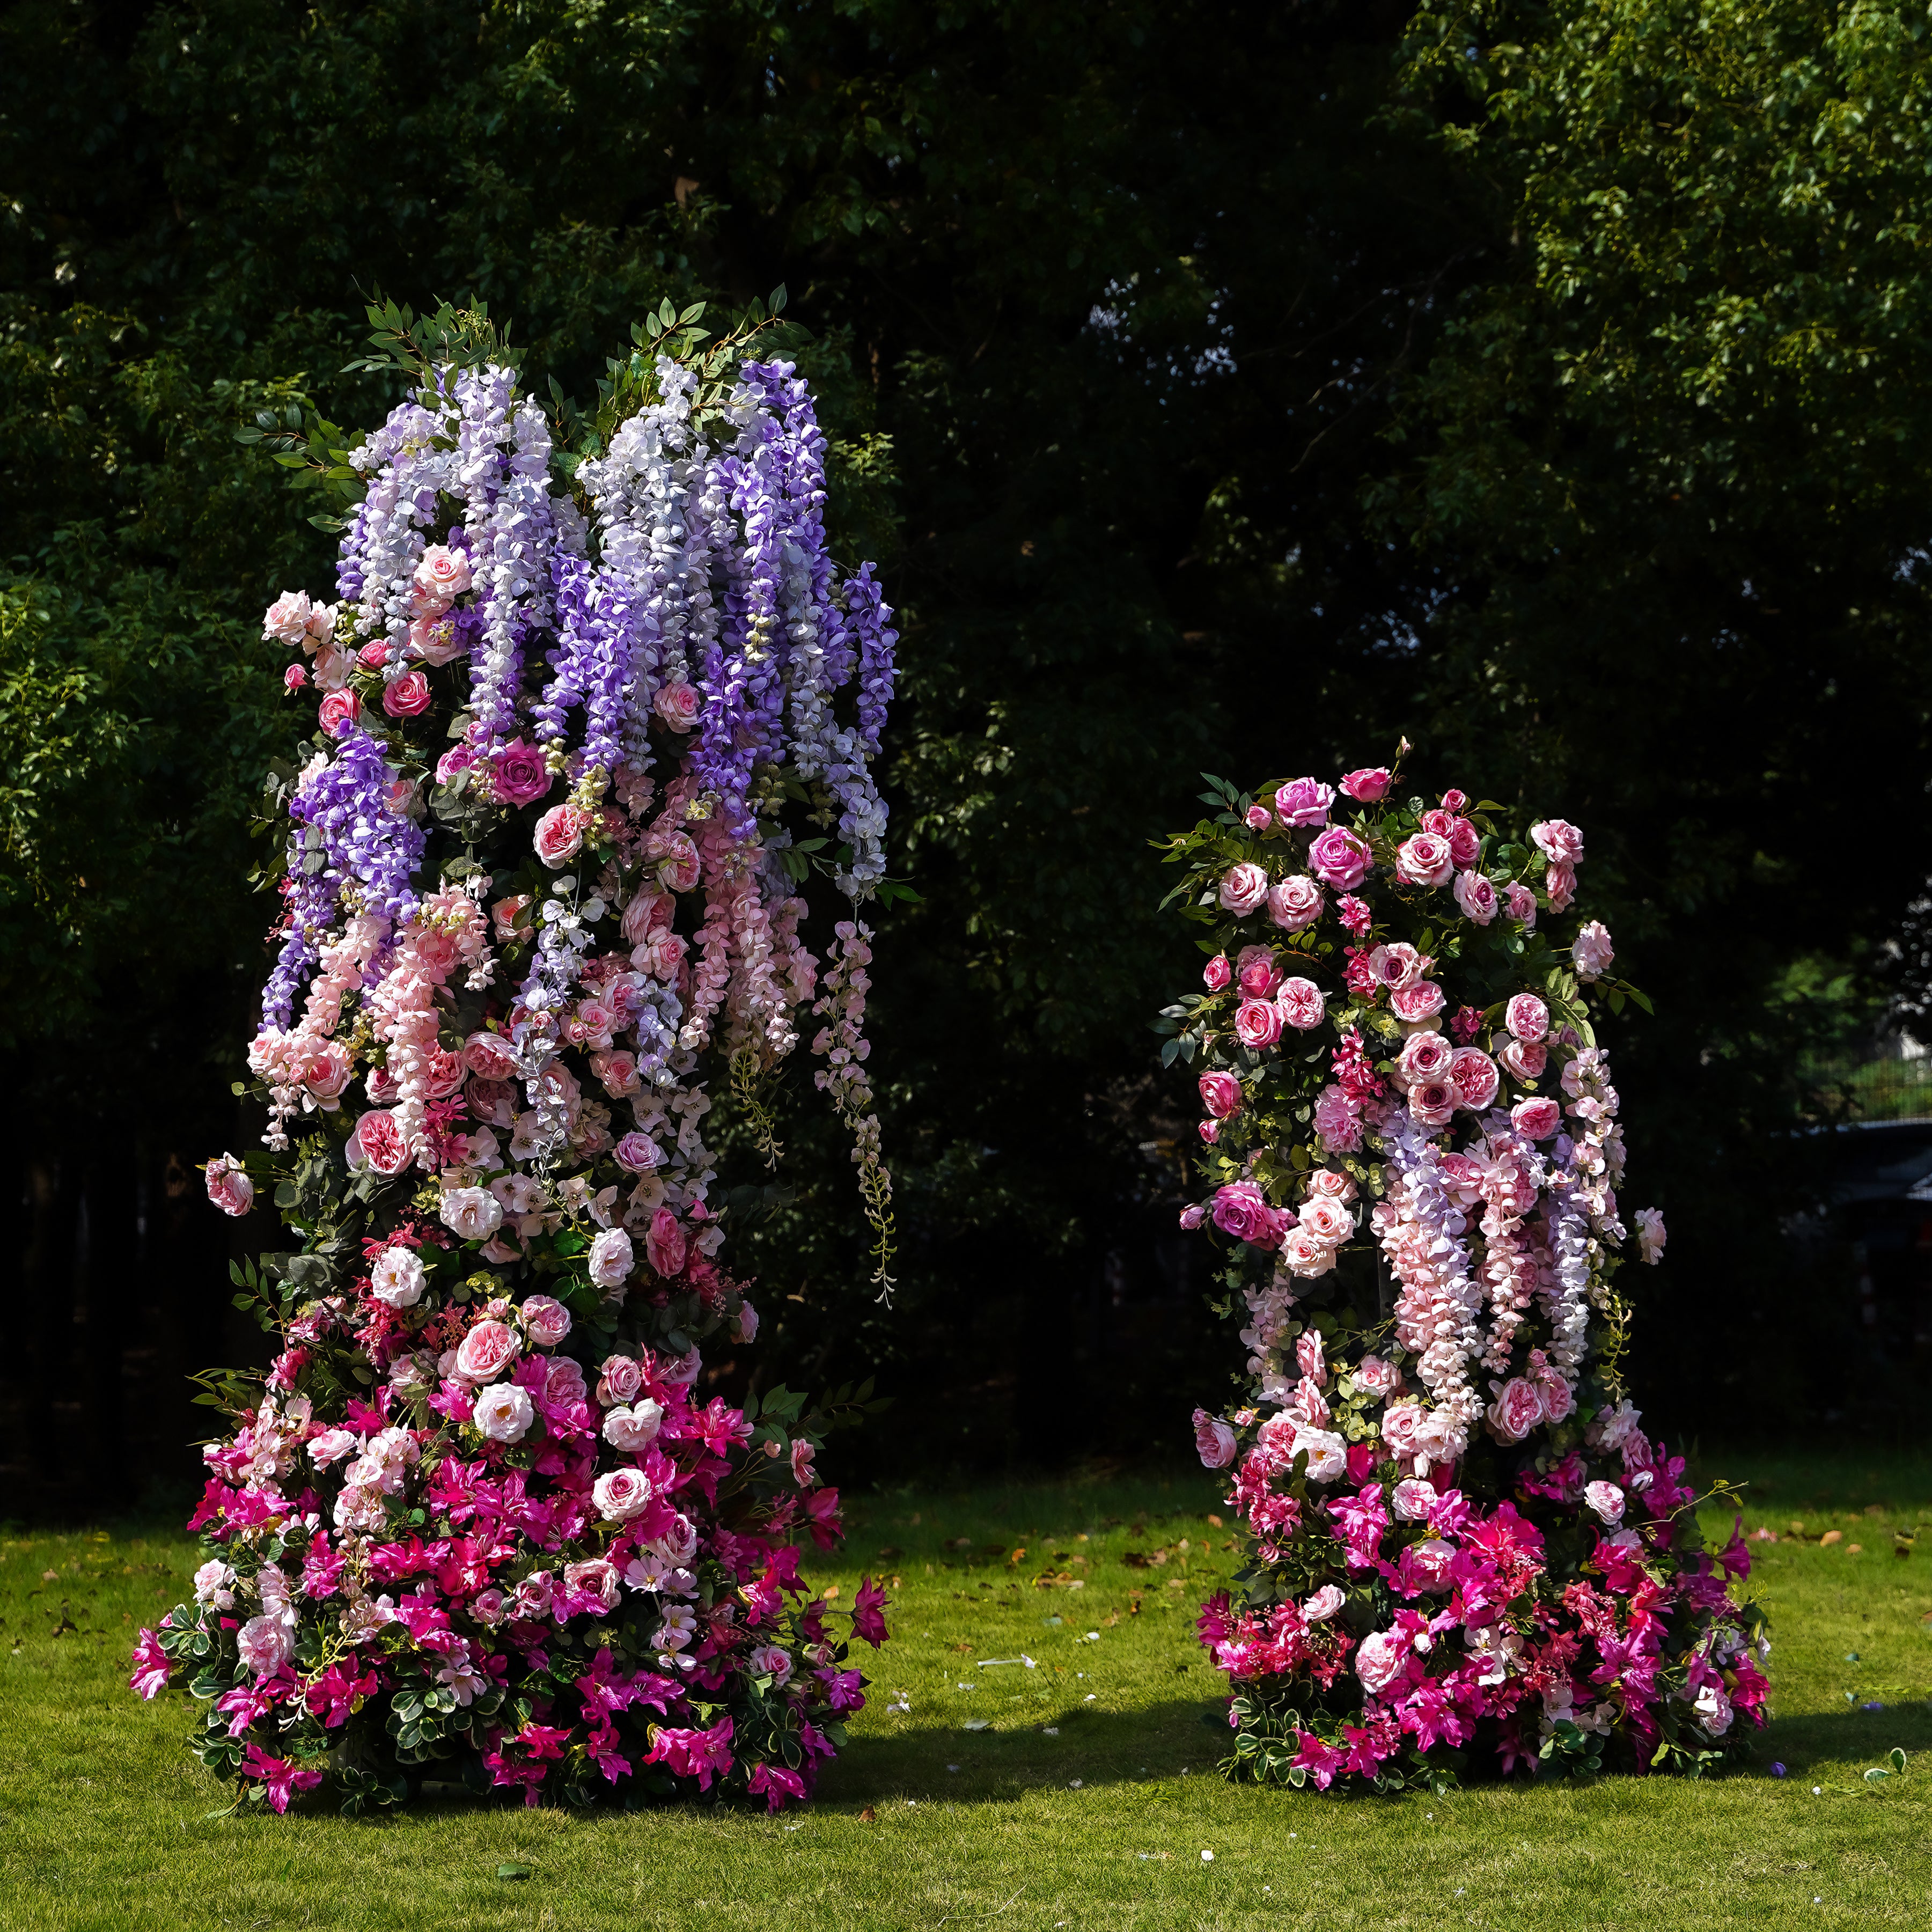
237 1614 294 1679
1449 1047 1500 1111
1218 862 1270 916
349 1110 412 1177
1273 776 1334 828
204 1154 254 1218
1338 767 1391 802
1453 870 1497 924
1390 1479 1438 1522
1394 833 1453 888
1584 1481 1626 1525
1267 875 1324 934
440 1185 504 1241
1505 993 1550 1043
1276 978 1325 1032
454 1319 518 1382
1573 920 1615 981
1302 1584 1345 1622
1511 1097 1562 1141
1235 997 1284 1048
1488 1377 1546 1443
1193 1408 1239 1468
1308 826 1371 890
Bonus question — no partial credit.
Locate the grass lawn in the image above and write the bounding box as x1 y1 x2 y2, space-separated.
4 1450 1930 1931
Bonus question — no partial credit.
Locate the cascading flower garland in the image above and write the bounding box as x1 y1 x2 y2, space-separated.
132 315 900 1818
1160 755 1766 1794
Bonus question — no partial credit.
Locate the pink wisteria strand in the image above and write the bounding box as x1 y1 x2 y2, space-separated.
1162 760 1764 1793
132 336 899 1818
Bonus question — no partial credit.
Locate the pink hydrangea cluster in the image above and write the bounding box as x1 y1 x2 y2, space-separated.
1160 756 1762 1790
131 341 899 1816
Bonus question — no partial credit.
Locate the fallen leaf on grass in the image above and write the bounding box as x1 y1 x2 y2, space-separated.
858 1807 877 1821
962 1718 990 1732
496 1863 532 1880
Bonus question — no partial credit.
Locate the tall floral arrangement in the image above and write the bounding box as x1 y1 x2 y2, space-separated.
1159 753 1766 1793
129 299 898 1816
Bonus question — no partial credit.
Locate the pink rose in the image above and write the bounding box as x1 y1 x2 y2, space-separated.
1390 1478 1437 1522
1511 1097 1562 1141
436 744 476 785
1355 1628 1410 1698
591 1048 638 1096
1297 1197 1353 1248
597 1355 644 1407
492 739 553 808
545 1357 587 1406
1211 1180 1288 1250
1236 947 1282 998
1273 776 1334 828
1380 1404 1426 1458
349 1109 412 1177
454 1319 518 1382
646 1208 688 1277
1573 920 1614 982
1178 1203 1207 1230
1280 1224 1338 1278
263 590 313 645
1295 1330 1328 1385
300 1044 352 1109
1306 1167 1357 1203
1505 994 1550 1043
1497 1038 1547 1083
1198 1072 1244 1120
1339 766 1391 802
473 1380 534 1443
1276 977 1325 1032
1504 881 1538 927
318 689 361 737
463 1030 519 1081
1636 1207 1666 1265
588 1227 634 1290
1531 818 1585 865
520 1295 572 1348
1545 858 1577 912
1397 1031 1454 1085
204 1154 254 1218
1394 832 1452 888
1267 875 1324 934
1308 827 1371 890
1537 1370 1575 1426
1202 954 1232 992
1453 870 1497 924
413 544 472 603
1193 1409 1238 1469
592 1466 656 1523
237 1614 294 1679
1408 1079 1458 1128
653 680 701 731
1389 981 1446 1024
410 613 466 667
534 803 592 868
614 1132 664 1173
1488 1377 1546 1443
1235 997 1284 1048
1369 942 1427 991
1218 863 1270 917
1450 1048 1499 1111
381 670 431 718
1421 808 1481 869
1584 1480 1626 1525
357 642 390 672
1244 804 1271 830
490 894 533 943
1355 1355 1400 1399
653 831 700 893
1302 1583 1346 1622
1440 789 1468 812
284 664 308 692
563 1557 622 1612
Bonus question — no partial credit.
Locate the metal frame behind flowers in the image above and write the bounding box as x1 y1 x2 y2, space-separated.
1158 752 1768 1794
129 296 907 1817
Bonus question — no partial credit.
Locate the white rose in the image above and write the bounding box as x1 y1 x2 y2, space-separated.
587 1226 634 1290
602 1401 664 1452
1301 1584 1345 1624
307 1428 358 1468
1292 1428 1347 1485
440 1185 504 1242
473 1382 534 1444
370 1247 425 1309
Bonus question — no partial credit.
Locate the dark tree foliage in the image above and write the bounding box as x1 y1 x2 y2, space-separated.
1 0 1918 1500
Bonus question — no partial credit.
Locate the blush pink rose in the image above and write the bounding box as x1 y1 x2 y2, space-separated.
597 1354 644 1407
300 1045 352 1108
1397 1031 1454 1085
1497 1038 1548 1083
1267 875 1323 934
1244 804 1271 830
463 1030 519 1081
1202 954 1232 991
653 831 701 893
1584 1480 1626 1525
1308 826 1371 890
1235 997 1284 1048
381 669 432 718
1531 818 1585 865
1369 942 1427 990
1408 1079 1459 1128
1488 1377 1546 1443
1193 1409 1238 1469
1450 1047 1500 1111
435 744 475 784
1390 1478 1437 1522
454 1318 518 1382
1389 981 1446 1024
1421 807 1481 868
1504 881 1538 927
1394 832 1453 888
1511 1097 1562 1141
492 738 553 808
1380 1403 1426 1458
1453 870 1497 924
534 803 592 868
1198 1071 1244 1120
1297 1200 1353 1253
1505 994 1550 1042
204 1154 254 1218
1217 862 1270 916
653 680 701 731
1339 766 1392 802
410 612 466 667
1273 776 1334 828
318 689 361 736
1573 920 1615 981
520 1295 572 1348
614 1132 663 1173
349 1109 412 1177
1355 1628 1410 1698
1355 1355 1401 1398
1302 1583 1346 1622
413 544 472 603
1545 858 1577 912
263 590 313 645
592 1467 656 1523
1306 1167 1357 1203
1276 978 1325 1032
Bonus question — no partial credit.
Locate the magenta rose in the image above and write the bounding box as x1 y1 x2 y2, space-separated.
653 680 701 731
1267 875 1323 934
1235 997 1284 1048
1450 1047 1500 1111
1531 818 1585 865
1339 767 1391 802
1193 1408 1239 1469
1504 881 1538 927
1394 832 1453 888
204 1154 254 1218
1202 953 1232 991
534 802 592 868
1488 1377 1546 1443
1273 776 1334 828
1505 994 1550 1043
1309 826 1371 890
435 745 476 785
1511 1097 1562 1141
349 1109 412 1176
1497 1038 1547 1083
1389 981 1446 1024
1211 1180 1288 1250
492 738 554 807
1217 862 1270 917
454 1318 518 1382
1198 1072 1244 1120
1408 1079 1458 1128
1453 870 1497 924
381 670 431 718
1276 977 1325 1032
318 689 360 737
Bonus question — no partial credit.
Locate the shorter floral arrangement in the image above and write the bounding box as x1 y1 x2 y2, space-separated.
1159 753 1765 1791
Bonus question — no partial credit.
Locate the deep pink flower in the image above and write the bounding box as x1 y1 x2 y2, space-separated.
129 1629 171 1700
851 1576 890 1647
240 1744 324 1813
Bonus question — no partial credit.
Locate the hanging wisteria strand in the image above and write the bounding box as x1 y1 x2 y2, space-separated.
138 333 901 1819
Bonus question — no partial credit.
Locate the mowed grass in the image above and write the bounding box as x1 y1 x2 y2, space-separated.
3 1453 1930 1931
